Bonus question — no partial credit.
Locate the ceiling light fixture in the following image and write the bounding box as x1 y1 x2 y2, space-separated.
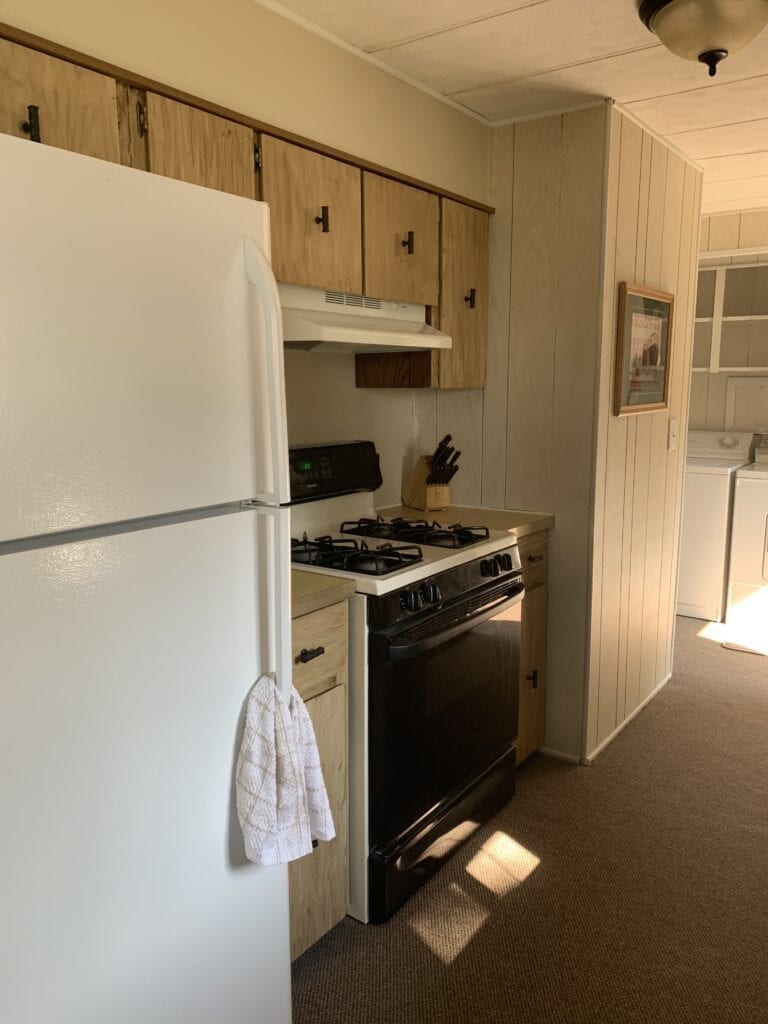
639 0 768 76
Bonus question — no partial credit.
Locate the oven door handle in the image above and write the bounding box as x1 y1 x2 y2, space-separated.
386 586 524 663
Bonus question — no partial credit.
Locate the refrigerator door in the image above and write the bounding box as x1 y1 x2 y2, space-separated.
0 134 289 545
0 508 292 1024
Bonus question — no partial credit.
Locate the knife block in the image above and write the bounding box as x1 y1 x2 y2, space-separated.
401 455 450 512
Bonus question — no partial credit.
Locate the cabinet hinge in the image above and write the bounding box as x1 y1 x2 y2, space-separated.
136 100 147 139
254 143 262 171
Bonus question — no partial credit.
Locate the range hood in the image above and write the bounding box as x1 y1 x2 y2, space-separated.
279 284 452 354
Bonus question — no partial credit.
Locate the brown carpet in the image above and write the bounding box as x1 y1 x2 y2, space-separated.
292 618 768 1024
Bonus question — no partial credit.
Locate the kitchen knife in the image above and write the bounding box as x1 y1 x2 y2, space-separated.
428 442 453 483
442 451 460 484
430 434 452 465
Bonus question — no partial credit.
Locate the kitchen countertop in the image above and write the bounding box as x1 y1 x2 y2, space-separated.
291 570 356 620
377 504 554 539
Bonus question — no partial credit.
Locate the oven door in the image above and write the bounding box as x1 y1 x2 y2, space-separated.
368 579 524 849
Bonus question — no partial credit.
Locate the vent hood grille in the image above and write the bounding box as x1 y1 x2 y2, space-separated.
278 284 451 354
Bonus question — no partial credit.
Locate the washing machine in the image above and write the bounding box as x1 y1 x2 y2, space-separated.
676 431 755 622
724 437 768 653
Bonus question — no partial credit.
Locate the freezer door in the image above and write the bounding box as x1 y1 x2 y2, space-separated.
0 134 289 544
0 509 292 1024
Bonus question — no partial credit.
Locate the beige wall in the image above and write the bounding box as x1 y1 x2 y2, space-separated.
0 0 490 203
586 108 702 760
690 210 768 432
285 352 417 508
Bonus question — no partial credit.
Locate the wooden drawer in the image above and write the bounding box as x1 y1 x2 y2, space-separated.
292 601 348 701
518 530 549 590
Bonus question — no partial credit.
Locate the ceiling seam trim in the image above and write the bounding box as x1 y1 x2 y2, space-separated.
668 116 768 138
364 0 554 54
445 43 662 99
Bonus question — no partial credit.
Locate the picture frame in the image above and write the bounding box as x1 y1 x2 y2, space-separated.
614 282 674 416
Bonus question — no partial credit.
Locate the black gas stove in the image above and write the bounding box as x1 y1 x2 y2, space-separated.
340 515 491 549
291 533 423 577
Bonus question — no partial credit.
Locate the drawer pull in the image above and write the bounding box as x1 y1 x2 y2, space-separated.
464 287 476 309
528 554 545 563
401 230 415 254
526 669 539 689
297 646 325 664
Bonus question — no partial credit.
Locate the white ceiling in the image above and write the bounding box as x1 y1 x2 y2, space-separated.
267 0 768 217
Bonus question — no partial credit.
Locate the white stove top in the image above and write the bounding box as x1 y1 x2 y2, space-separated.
289 493 517 596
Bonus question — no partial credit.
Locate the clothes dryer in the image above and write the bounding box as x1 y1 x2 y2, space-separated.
725 437 768 653
677 431 755 622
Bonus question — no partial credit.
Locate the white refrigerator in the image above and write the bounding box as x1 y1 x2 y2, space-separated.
0 135 293 1023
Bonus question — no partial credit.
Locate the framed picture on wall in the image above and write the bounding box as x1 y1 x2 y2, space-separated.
614 282 674 416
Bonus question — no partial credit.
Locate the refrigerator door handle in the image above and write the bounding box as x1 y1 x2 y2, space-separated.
243 236 290 506
253 504 293 703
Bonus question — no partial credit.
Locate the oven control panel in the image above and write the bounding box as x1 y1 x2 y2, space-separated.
289 441 383 503
371 543 523 629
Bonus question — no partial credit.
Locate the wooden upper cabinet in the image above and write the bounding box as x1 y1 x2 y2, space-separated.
0 38 120 162
439 199 489 389
143 93 255 198
363 173 439 306
260 136 362 294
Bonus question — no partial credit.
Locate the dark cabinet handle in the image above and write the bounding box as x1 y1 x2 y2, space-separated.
20 104 41 143
297 646 325 664
136 100 147 138
464 288 476 309
314 206 330 233
528 554 544 563
526 669 539 689
401 230 415 254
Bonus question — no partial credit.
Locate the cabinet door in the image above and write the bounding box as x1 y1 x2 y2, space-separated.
518 584 548 764
0 38 120 162
363 173 439 306
261 136 362 294
439 200 489 389
144 93 255 198
288 681 348 960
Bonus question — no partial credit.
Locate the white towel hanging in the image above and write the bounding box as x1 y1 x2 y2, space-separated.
235 675 335 866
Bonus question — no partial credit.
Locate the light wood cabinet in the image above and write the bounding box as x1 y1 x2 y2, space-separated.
261 136 363 294
142 93 256 198
289 600 348 960
0 37 120 162
355 197 489 390
516 531 549 764
438 199 489 389
363 172 439 306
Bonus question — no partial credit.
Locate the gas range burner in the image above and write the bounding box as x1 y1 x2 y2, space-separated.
291 533 423 576
341 516 491 549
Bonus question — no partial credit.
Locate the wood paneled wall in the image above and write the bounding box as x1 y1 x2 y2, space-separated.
586 109 702 759
417 104 607 759
417 104 702 761
691 210 768 430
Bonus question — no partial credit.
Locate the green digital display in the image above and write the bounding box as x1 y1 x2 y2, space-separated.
298 460 312 471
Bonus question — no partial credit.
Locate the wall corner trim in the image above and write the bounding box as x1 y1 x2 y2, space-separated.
584 671 673 764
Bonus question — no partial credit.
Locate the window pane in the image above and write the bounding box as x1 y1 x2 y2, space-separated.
695 269 716 318
723 266 768 316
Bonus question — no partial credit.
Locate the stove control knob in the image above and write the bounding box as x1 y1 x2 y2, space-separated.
481 559 500 578
400 588 423 613
421 581 442 605
496 553 513 572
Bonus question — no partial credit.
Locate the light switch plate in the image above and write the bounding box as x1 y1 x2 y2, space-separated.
668 417 679 451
